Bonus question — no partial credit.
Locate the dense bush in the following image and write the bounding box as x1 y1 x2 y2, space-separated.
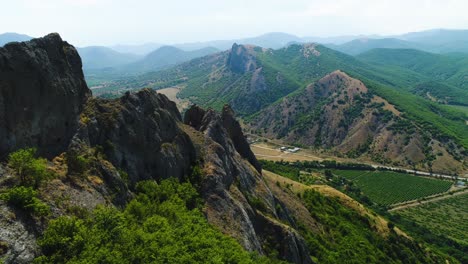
8 148 50 187
66 152 91 175
0 186 49 217
35 179 283 264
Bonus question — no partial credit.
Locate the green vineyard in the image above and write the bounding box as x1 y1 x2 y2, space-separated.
394 193 468 246
332 170 453 205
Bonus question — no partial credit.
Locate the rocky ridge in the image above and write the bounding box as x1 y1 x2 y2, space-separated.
184 104 311 263
0 34 312 263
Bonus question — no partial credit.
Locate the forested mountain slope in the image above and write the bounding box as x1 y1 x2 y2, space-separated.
100 43 467 172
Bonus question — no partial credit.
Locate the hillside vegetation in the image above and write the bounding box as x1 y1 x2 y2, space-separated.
358 48 468 90
260 161 467 263
2 149 454 263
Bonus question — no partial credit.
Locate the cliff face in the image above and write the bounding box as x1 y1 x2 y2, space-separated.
0 33 91 159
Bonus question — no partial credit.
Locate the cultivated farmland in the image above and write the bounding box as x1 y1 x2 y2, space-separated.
393 193 468 246
332 170 453 206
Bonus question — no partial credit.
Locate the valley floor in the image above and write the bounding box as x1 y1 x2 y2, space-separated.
251 142 468 179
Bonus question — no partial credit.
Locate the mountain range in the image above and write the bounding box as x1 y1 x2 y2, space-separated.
3 29 468 74
91 45 219 73
99 42 468 174
1 30 467 174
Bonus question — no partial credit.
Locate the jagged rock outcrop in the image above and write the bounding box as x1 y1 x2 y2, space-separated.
221 105 262 173
183 104 206 130
72 89 197 184
0 33 91 159
184 104 312 263
227 43 258 73
184 104 261 173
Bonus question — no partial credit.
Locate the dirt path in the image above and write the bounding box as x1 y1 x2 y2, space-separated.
388 188 468 212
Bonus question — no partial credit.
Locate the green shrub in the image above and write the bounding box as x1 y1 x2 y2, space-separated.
66 153 90 174
117 169 129 185
1 186 49 217
187 164 203 189
8 148 50 187
36 216 86 263
248 195 267 212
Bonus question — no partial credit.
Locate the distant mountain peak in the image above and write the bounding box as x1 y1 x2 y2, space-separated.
300 43 321 57
0 32 33 46
227 43 260 73
154 45 184 52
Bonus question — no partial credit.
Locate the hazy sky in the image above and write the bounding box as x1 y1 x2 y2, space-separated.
2 0 468 46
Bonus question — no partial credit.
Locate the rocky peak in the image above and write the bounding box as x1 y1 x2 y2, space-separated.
0 33 90 159
221 105 262 173
184 104 262 173
73 88 196 183
227 43 258 73
183 104 206 130
315 70 368 96
300 43 321 58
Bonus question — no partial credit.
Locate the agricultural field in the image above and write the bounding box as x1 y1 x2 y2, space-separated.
332 170 453 206
393 193 468 246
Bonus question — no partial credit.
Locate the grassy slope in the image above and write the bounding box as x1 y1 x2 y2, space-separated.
263 161 466 263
